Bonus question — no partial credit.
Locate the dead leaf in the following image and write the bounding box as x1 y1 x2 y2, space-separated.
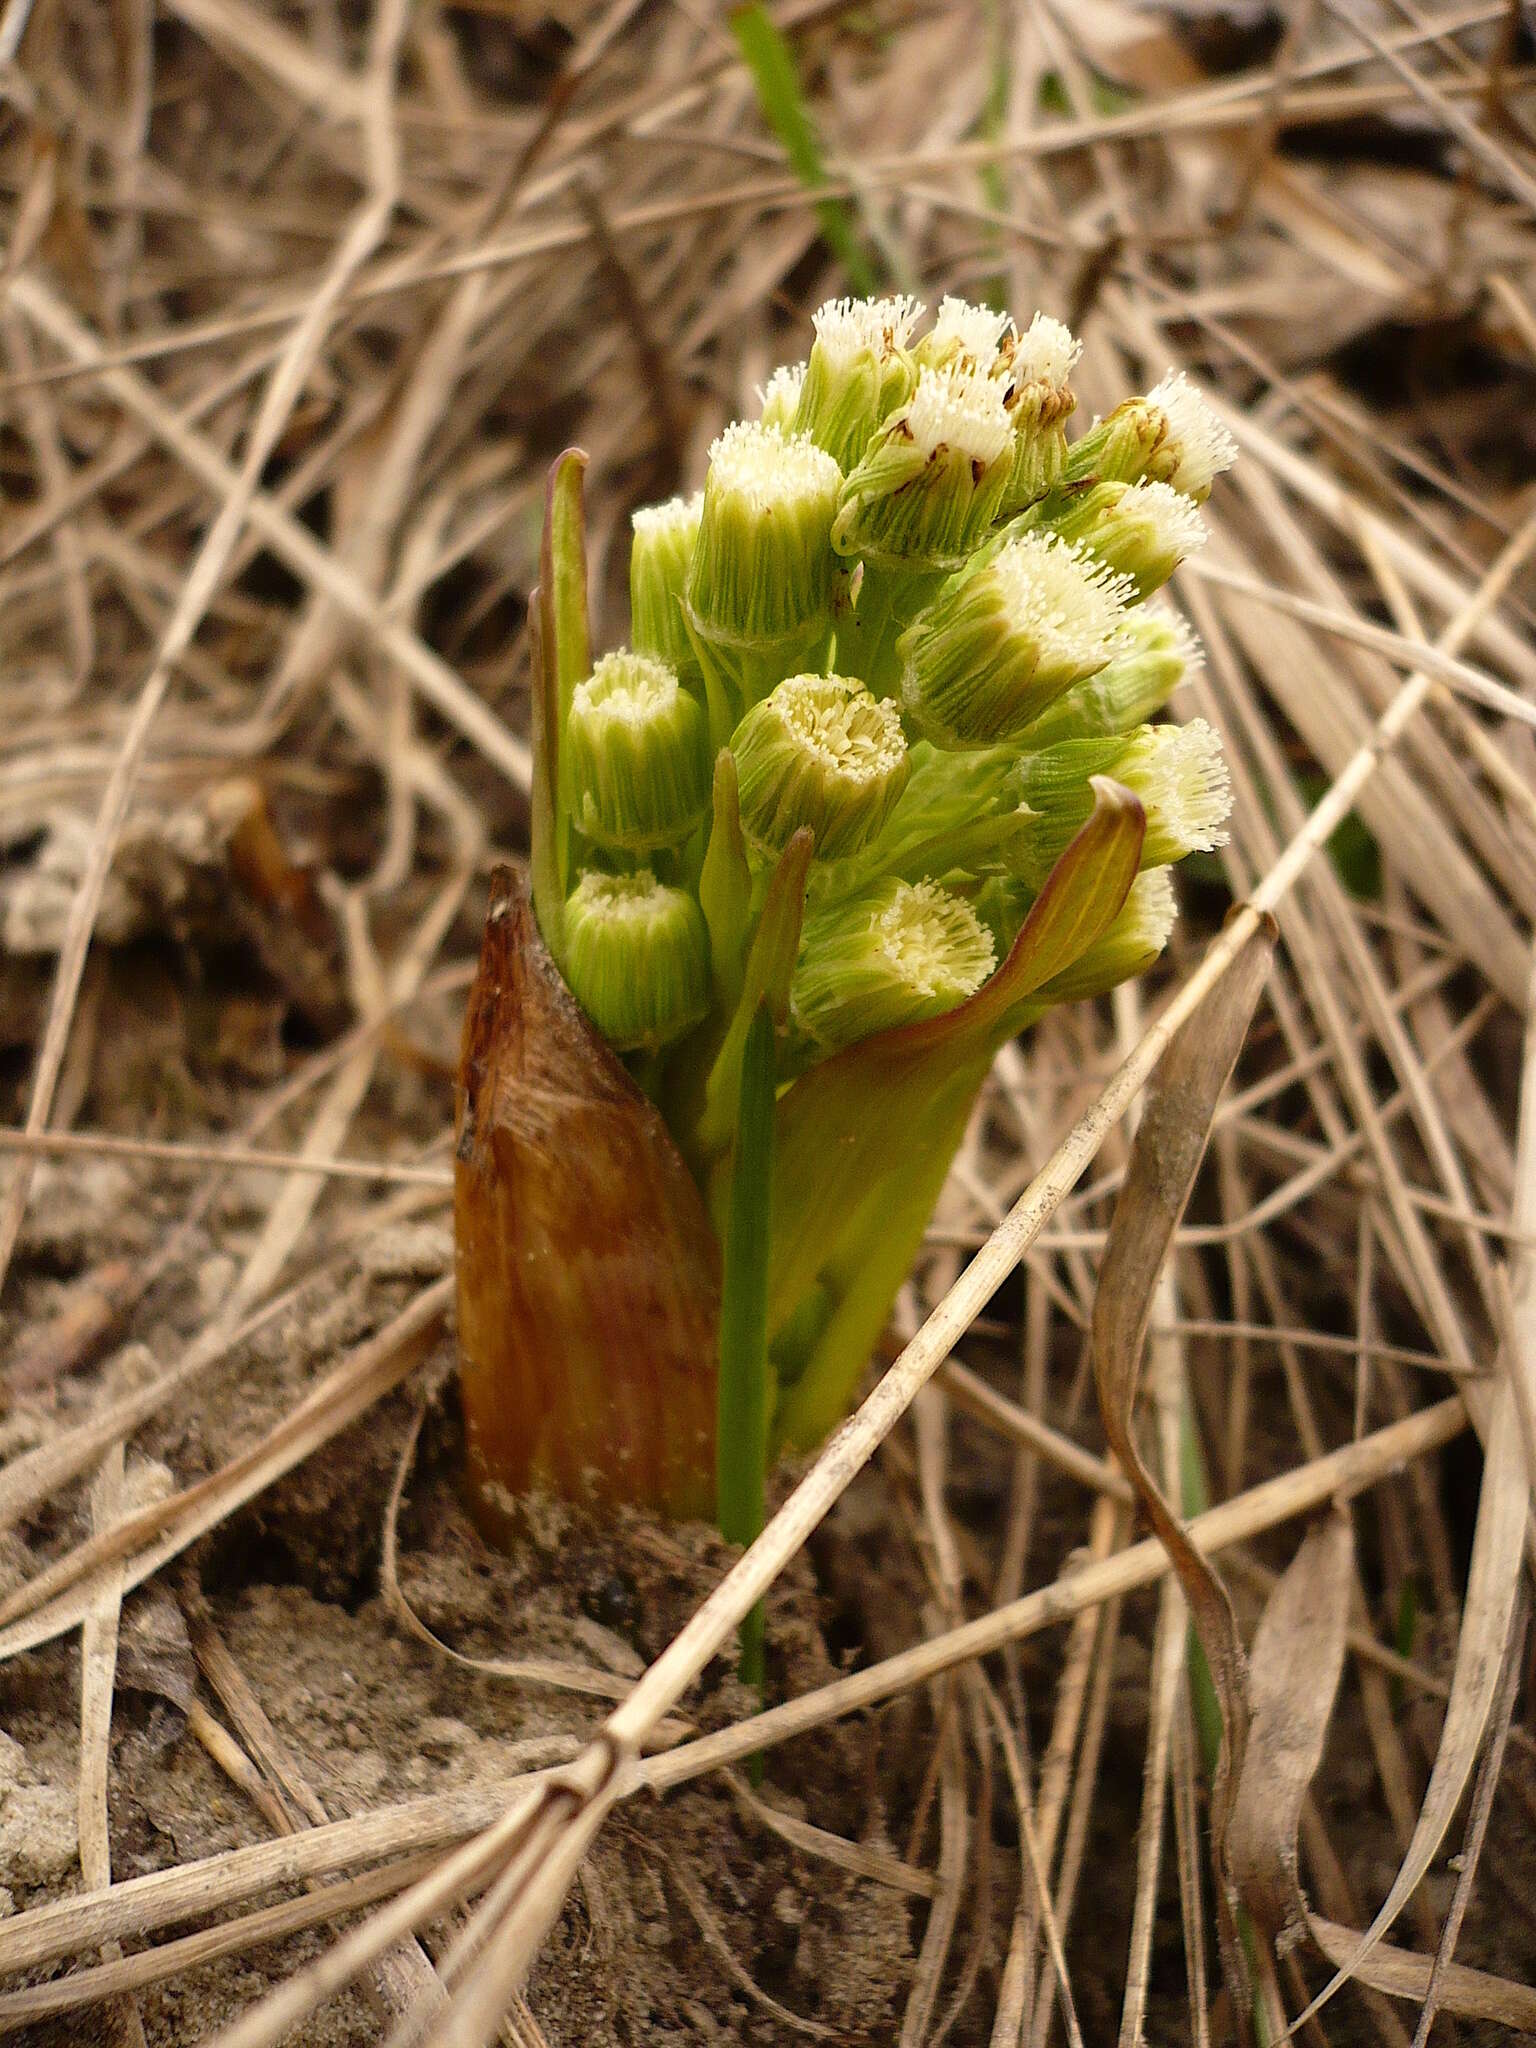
117 1582 198 1717
1225 1509 1353 1944
453 869 720 1530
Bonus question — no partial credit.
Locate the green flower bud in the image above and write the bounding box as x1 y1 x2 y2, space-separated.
1035 867 1177 1003
791 876 996 1052
758 362 806 432
562 868 709 1053
1066 371 1237 502
1007 718 1231 884
832 364 1015 574
732 672 909 863
998 313 1082 515
686 420 842 656
896 531 1134 749
1047 479 1206 596
1020 612 1199 746
793 294 922 469
560 651 710 854
630 494 702 678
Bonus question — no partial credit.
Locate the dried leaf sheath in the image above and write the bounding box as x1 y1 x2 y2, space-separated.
454 868 719 1532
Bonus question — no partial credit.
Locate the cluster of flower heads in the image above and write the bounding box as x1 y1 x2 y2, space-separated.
552 294 1236 1095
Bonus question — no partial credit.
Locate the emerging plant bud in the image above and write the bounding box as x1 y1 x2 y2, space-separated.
998 312 1082 514
897 531 1134 749
1048 479 1207 596
793 294 923 469
833 363 1015 573
758 361 807 431
1008 718 1232 883
630 494 703 679
1067 370 1237 502
560 651 710 854
732 672 909 862
459 285 1242 1534
1035 866 1178 1002
562 868 710 1052
686 421 842 665
791 876 997 1052
1021 611 1200 746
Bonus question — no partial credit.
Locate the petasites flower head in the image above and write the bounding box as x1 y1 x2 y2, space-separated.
562 868 709 1053
794 294 924 470
915 295 1015 377
1067 370 1237 502
732 672 909 863
687 420 842 654
896 530 1134 749
758 361 806 432
832 363 1015 573
998 312 1082 514
560 650 710 854
1048 479 1207 597
791 876 997 1053
1020 610 1201 746
630 494 702 678
1007 717 1232 884
1035 867 1178 1003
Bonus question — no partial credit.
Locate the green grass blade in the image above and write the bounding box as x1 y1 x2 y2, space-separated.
538 448 591 906
717 1001 777 1691
730 4 878 297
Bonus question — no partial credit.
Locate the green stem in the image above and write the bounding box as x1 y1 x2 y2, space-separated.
717 1002 777 1696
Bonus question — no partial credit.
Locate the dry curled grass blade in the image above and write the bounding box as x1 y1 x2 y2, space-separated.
1225 1510 1354 1943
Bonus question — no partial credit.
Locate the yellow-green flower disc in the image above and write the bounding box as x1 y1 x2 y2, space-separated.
732 673 909 863
792 877 996 1052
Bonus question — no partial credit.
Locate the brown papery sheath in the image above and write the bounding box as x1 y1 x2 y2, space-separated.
453 867 719 1538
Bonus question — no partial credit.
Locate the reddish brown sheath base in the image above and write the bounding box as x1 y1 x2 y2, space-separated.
453 868 720 1538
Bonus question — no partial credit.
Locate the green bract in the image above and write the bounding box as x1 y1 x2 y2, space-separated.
630 495 703 680
562 869 709 1052
1020 611 1198 746
525 293 1238 1485
560 650 710 853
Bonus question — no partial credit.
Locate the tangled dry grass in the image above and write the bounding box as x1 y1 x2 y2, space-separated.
2 1 1536 2042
